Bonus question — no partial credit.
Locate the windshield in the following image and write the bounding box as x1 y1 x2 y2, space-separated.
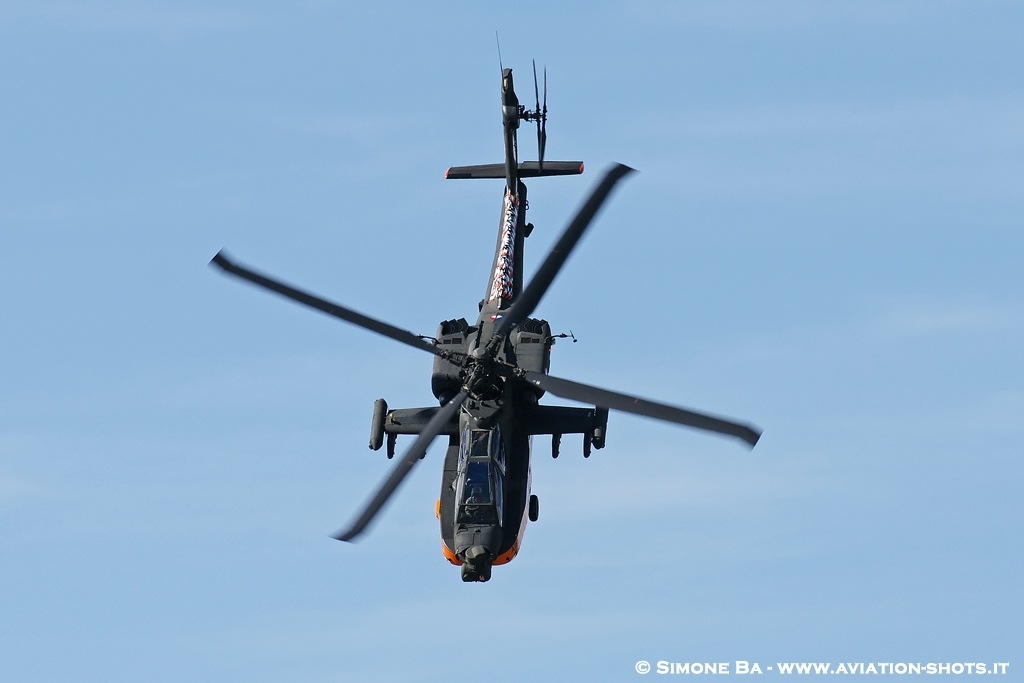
469 431 490 457
455 428 506 526
457 460 500 525
463 428 505 468
462 461 491 504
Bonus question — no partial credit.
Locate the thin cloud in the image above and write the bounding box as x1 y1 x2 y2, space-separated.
0 468 42 502
2 0 266 35
636 97 1024 198
540 454 823 522
630 0 969 31
721 296 1020 366
644 97 1024 141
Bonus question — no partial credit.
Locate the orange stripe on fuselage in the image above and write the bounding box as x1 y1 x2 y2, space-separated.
493 490 530 565
441 539 462 566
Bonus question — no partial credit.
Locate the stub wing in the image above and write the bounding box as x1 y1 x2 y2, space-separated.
445 161 584 179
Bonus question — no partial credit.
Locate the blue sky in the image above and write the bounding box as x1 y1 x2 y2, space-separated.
2 2 1021 681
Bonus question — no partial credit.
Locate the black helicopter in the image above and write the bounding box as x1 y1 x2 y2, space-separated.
212 64 761 582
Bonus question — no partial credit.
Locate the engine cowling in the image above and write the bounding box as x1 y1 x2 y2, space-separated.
431 318 470 403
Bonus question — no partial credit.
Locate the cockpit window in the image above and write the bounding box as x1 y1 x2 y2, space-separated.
469 431 489 457
455 428 505 526
462 462 491 504
457 461 498 524
492 431 505 468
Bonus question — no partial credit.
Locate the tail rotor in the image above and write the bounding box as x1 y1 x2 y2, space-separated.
531 60 547 171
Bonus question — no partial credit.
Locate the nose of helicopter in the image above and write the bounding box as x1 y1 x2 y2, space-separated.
461 545 493 582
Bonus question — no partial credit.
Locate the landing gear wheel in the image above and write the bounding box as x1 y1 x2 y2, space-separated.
529 494 539 522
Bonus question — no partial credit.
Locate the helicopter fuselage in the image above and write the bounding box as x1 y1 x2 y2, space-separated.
375 69 595 581
429 167 551 581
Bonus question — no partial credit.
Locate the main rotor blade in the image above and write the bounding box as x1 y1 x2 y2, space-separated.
334 390 468 542
210 251 442 357
520 370 761 448
492 163 634 341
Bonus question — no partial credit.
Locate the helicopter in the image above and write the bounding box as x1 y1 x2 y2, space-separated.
211 63 761 582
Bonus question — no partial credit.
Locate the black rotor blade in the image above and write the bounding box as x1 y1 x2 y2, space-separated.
211 251 442 357
532 60 540 114
540 66 547 166
542 66 547 114
520 370 761 448
334 390 468 542
491 163 634 342
533 61 545 171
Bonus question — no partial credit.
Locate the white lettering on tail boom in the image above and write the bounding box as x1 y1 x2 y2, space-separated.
488 187 518 304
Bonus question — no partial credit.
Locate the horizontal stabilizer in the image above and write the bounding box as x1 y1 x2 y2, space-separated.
445 161 584 179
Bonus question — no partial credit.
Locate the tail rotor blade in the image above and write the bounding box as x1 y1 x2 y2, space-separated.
532 60 540 116
334 390 468 542
520 370 761 448
492 163 634 342
533 61 544 171
542 66 547 115
540 66 547 167
210 251 443 358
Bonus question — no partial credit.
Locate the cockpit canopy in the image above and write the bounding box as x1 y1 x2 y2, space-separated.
455 428 505 525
